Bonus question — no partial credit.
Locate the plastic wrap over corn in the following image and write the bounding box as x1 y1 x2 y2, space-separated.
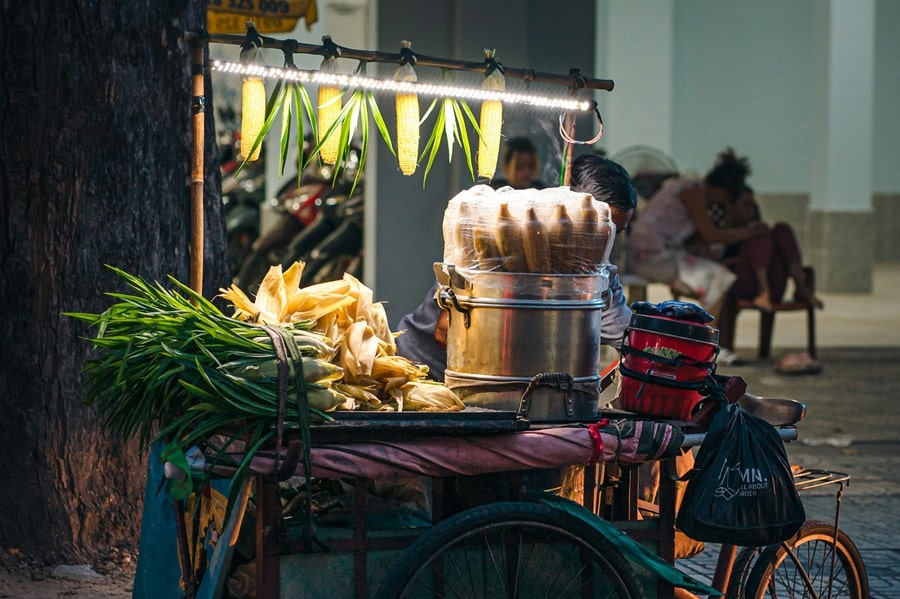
441 185 616 276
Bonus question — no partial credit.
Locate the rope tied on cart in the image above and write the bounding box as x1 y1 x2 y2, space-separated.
258 324 325 546
587 418 610 465
587 418 685 465
258 324 310 481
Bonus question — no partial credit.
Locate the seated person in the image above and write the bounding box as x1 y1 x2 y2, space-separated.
723 185 822 311
625 148 769 325
713 185 823 366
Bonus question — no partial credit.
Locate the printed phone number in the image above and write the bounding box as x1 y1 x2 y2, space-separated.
209 0 293 15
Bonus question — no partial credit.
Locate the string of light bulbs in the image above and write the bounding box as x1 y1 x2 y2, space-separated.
209 59 595 112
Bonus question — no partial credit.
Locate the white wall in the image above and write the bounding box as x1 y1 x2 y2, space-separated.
873 0 900 192
670 1 817 191
599 0 674 156
602 0 899 196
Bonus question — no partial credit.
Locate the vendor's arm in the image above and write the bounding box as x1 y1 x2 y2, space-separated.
395 283 448 382
681 183 767 244
600 263 631 351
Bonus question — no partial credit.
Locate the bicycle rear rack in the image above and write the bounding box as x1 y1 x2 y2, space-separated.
792 467 851 492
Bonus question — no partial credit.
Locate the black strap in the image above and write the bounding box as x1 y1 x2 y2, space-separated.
518 372 575 418
618 361 709 392
281 328 324 547
259 324 326 549
620 343 718 372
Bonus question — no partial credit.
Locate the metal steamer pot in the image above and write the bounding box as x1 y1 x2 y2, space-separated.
435 263 609 421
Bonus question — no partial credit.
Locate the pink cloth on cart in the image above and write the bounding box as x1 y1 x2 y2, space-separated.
211 419 682 480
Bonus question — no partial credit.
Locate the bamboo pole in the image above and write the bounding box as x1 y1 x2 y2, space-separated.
189 31 615 92
563 112 576 186
189 40 206 295
172 39 209 599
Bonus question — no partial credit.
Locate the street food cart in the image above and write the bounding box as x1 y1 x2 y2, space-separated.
78 24 729 599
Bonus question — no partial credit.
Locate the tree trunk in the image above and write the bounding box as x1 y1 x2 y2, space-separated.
0 1 228 563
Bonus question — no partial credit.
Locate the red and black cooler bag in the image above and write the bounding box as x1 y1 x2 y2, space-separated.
619 312 719 421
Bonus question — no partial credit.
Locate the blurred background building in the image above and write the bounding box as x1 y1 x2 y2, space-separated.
216 0 896 324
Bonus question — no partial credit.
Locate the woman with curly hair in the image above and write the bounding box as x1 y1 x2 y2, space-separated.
626 148 769 328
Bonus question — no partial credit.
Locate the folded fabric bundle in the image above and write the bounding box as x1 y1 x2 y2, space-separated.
630 300 715 324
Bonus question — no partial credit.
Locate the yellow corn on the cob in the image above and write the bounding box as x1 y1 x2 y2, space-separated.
494 203 526 273
396 92 419 175
394 41 419 175
238 39 266 162
478 101 502 178
478 49 505 179
318 55 342 165
239 77 265 162
401 380 465 411
523 206 551 273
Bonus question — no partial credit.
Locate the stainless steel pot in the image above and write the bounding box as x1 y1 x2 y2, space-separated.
436 263 607 379
435 263 608 420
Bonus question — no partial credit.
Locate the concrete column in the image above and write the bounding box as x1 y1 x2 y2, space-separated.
808 0 875 292
597 0 674 156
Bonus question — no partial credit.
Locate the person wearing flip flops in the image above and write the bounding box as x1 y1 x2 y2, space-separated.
717 184 824 373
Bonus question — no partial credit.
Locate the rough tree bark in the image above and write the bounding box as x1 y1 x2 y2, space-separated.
0 1 228 562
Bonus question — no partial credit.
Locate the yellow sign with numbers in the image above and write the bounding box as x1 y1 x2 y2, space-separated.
207 0 317 34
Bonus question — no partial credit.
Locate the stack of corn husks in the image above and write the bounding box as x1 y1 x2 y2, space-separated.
219 261 463 412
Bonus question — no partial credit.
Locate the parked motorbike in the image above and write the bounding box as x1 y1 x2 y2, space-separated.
223 157 266 276
283 182 364 288
218 106 269 277
232 146 364 293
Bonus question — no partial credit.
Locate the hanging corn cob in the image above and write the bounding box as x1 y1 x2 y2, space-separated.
317 45 343 165
394 41 419 176
239 39 266 162
477 49 505 179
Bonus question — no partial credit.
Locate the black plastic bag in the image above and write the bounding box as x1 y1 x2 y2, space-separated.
676 392 805 546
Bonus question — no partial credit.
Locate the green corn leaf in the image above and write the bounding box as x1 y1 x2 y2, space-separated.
450 99 476 180
367 92 394 155
353 93 369 195
278 82 294 176
419 98 445 187
458 98 484 145
293 82 315 185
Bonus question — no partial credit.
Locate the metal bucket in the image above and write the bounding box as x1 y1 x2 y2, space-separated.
436 263 608 420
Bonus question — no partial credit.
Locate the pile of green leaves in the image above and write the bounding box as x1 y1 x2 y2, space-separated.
66 267 334 498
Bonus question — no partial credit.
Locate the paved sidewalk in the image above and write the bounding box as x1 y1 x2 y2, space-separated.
640 264 900 597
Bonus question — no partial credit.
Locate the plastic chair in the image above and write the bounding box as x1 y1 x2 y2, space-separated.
723 266 817 359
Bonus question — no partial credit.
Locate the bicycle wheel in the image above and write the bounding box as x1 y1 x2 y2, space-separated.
726 546 762 598
745 519 869 598
376 501 643 599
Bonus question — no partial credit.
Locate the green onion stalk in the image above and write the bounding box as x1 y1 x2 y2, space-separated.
66 266 337 500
